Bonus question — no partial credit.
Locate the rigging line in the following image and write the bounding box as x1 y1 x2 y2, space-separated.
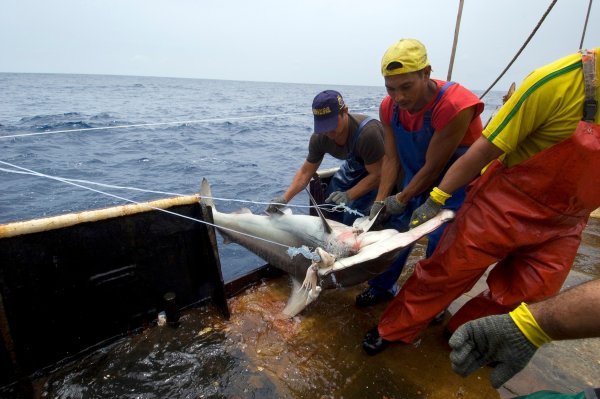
0 164 337 211
0 106 379 141
0 112 307 140
579 0 593 49
479 0 558 100
447 0 464 81
0 160 301 252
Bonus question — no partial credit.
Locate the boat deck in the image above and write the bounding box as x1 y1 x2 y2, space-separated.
21 218 599 398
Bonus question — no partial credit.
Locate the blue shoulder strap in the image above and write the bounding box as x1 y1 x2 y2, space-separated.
434 82 455 104
349 116 374 158
423 82 455 126
393 81 456 123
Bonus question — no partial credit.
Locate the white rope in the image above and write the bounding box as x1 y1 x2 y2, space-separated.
0 106 378 140
0 105 377 255
0 112 307 140
0 160 298 252
0 161 352 259
0 165 339 211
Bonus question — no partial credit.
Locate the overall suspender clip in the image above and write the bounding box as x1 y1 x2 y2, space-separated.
583 99 597 122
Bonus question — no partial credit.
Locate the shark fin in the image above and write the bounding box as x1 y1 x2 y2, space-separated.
266 207 292 217
304 187 332 235
305 286 322 306
199 178 216 210
352 205 385 233
281 277 311 318
314 247 335 268
282 265 322 318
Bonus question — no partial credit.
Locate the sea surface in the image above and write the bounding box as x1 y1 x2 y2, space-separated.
0 73 503 282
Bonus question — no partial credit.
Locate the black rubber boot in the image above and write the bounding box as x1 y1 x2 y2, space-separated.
362 326 390 355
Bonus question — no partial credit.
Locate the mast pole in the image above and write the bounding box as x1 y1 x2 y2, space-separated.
579 0 593 49
447 0 464 81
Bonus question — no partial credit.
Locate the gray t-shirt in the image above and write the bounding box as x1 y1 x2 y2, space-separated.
306 114 384 165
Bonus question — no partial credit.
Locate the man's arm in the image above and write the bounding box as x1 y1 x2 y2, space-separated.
282 160 320 202
530 278 600 340
436 134 504 195
346 158 383 200
449 279 600 388
397 107 476 203
409 132 505 227
375 124 399 201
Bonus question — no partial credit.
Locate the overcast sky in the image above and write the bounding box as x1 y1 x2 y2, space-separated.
1 0 597 91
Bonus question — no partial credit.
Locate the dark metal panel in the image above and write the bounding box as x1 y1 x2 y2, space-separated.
0 201 229 387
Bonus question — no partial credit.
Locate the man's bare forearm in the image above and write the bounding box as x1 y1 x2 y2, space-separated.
529 279 600 341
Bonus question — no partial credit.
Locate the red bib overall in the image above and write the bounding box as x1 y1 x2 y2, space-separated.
378 52 600 343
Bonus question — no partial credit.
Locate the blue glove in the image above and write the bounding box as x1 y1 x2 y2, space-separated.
265 195 287 213
410 197 442 227
325 191 349 205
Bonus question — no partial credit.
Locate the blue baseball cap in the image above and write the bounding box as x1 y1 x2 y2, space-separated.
312 90 345 134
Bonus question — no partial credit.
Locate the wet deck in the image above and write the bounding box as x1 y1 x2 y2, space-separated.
225 217 600 398
493 217 600 397
20 218 600 398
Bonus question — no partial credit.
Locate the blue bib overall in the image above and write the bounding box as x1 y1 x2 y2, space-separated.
325 117 377 225
369 83 469 291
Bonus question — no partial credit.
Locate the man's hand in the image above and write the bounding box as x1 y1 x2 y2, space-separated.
383 194 406 215
325 191 349 205
369 201 385 220
410 197 442 228
265 196 287 214
449 314 538 388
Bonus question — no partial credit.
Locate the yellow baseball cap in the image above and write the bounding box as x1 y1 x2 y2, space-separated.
381 38 430 76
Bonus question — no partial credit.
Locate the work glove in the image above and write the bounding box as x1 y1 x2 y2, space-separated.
325 191 349 205
382 194 406 215
449 313 538 388
409 197 442 228
265 195 287 214
369 201 385 220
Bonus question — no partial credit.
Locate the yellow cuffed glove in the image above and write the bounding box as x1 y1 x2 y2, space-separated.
409 187 451 228
449 302 551 388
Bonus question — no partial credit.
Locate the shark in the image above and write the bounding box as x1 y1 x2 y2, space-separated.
199 178 454 317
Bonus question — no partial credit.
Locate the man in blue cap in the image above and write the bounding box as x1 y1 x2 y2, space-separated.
266 90 384 225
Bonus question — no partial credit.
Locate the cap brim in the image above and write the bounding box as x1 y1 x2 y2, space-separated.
314 114 338 134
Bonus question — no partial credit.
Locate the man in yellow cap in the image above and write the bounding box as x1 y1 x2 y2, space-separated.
355 38 483 308
364 48 600 356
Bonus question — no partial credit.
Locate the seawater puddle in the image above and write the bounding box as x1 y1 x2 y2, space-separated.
574 218 600 276
23 276 498 399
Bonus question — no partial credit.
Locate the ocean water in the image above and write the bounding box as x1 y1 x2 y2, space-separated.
0 73 503 281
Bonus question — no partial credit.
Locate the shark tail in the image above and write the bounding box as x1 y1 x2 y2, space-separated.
199 178 216 210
